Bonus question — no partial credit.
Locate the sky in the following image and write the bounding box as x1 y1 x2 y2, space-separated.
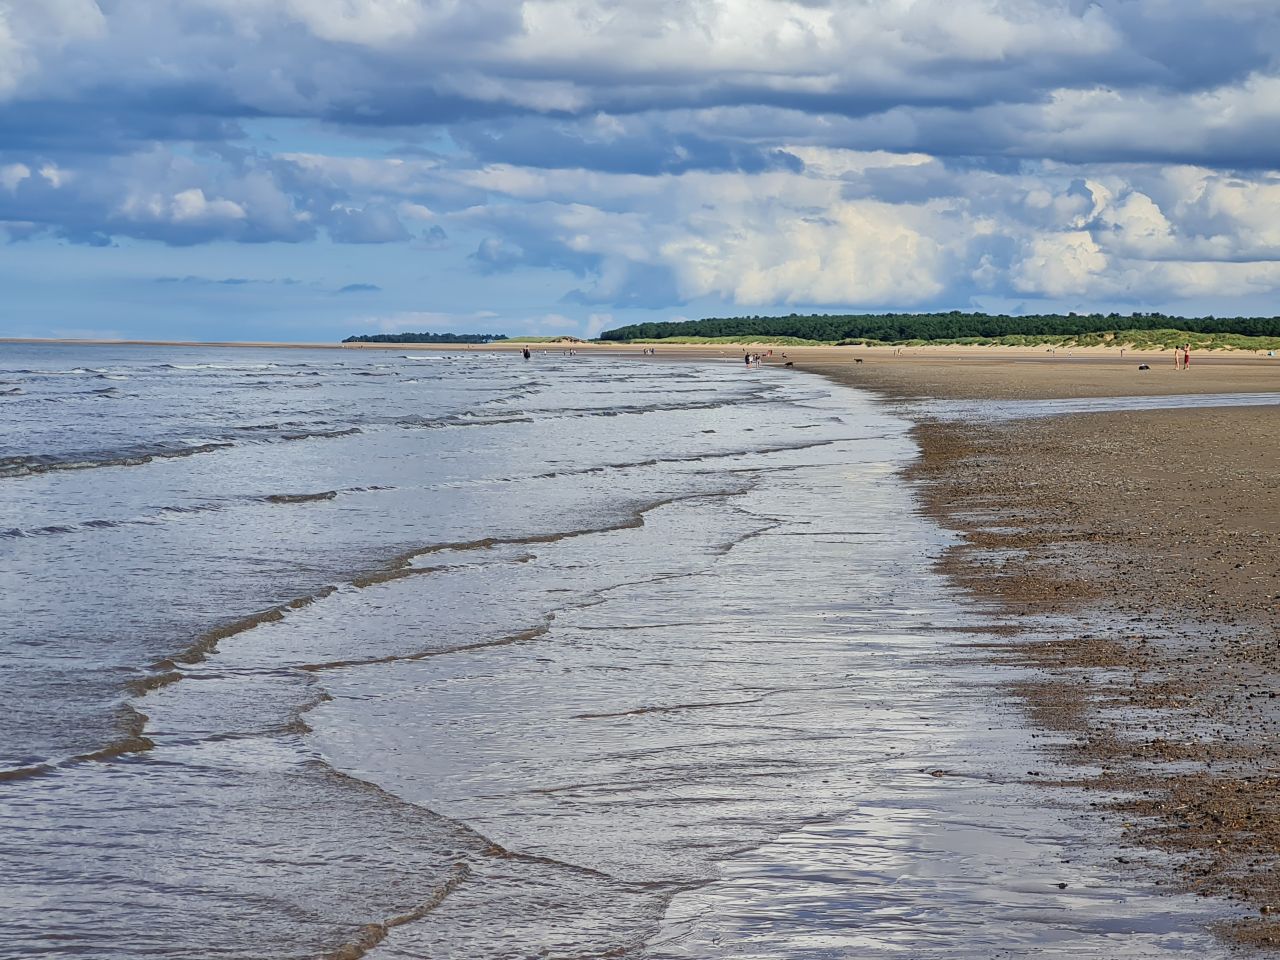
3 1 1280 342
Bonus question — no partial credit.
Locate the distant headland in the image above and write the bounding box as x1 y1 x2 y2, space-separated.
596 310 1280 351
341 332 509 344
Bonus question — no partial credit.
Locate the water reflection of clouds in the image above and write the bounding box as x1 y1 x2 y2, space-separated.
920 392 1280 422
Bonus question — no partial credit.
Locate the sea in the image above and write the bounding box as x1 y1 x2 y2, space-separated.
0 343 1230 959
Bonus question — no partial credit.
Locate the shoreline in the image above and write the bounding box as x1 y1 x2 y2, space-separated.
5 335 1280 362
12 336 1278 947
800 356 1280 949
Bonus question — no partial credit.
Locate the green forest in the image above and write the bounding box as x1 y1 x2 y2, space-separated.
598 312 1280 343
342 332 509 344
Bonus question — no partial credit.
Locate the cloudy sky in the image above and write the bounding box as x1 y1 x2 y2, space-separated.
3 0 1280 341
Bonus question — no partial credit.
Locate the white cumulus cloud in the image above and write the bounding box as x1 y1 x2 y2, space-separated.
0 162 30 191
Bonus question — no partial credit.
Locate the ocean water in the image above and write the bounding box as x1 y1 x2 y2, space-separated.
0 344 1229 958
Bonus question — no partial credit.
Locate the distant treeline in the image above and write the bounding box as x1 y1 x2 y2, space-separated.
342 332 508 344
599 312 1280 343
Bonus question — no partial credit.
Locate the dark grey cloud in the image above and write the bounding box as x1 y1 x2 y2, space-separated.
1107 3 1279 91
6 0 1280 314
4 0 1279 171
468 230 597 277
470 237 528 273
0 95 247 155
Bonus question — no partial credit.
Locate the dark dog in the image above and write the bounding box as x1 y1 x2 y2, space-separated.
854 358 863 364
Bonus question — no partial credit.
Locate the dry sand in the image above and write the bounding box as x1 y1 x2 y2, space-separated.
801 352 1280 949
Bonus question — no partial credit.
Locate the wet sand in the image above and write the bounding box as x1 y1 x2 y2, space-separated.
801 353 1280 949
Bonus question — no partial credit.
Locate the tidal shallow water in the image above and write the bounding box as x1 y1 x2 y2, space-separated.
0 344 1230 958
917 390 1280 421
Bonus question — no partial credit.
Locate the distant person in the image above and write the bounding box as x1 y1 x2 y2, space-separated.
1183 344 1191 370
522 347 531 360
1173 347 1180 370
744 353 751 367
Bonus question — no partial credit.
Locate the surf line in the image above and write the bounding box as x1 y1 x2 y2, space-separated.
0 703 154 784
7 489 751 786
321 864 470 960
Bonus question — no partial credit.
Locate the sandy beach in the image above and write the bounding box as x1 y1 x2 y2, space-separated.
26 341 1191 957
488 339 1277 946
795 352 1280 949
527 340 1280 946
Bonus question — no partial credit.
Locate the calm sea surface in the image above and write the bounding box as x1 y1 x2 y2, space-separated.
0 344 1228 958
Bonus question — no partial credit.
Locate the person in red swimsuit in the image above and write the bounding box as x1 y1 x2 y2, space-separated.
1183 344 1191 370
